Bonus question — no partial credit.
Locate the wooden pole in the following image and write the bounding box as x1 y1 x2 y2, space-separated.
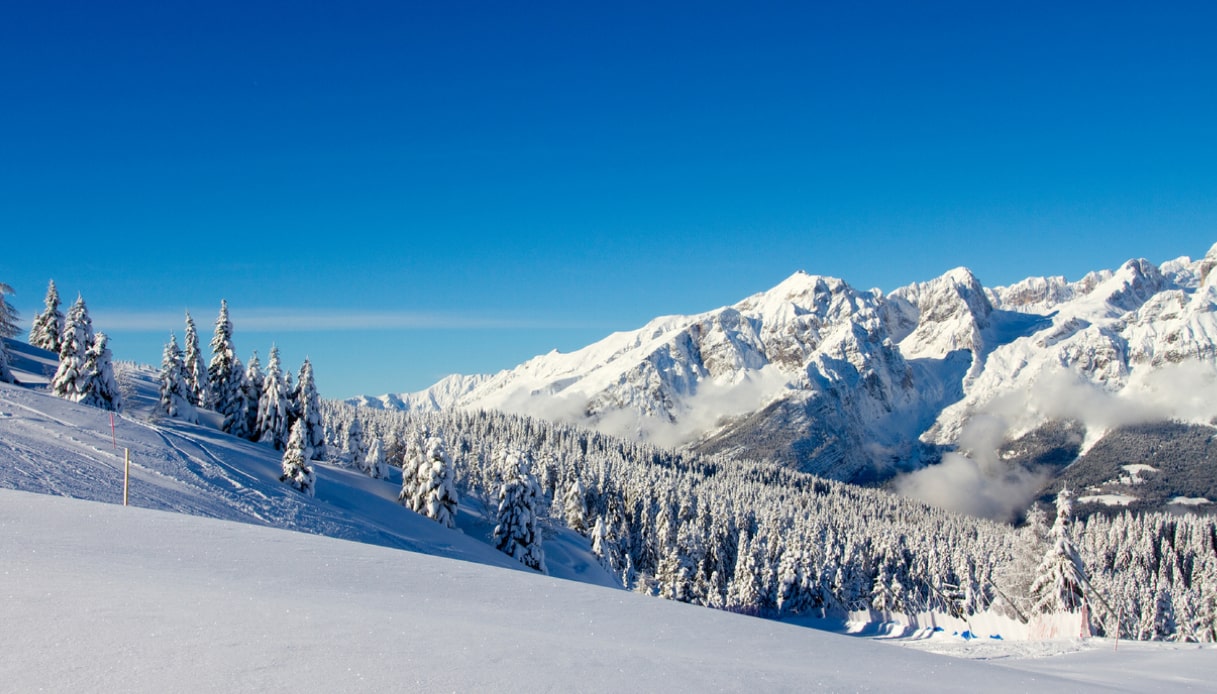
123 448 130 506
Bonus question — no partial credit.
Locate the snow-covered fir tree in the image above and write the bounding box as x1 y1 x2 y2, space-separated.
28 279 64 353
279 420 316 496
183 311 208 408
207 300 243 431
234 351 263 441
295 358 326 461
79 332 121 411
361 437 390 479
1029 487 1087 615
342 415 365 468
256 345 291 450
51 295 94 402
157 333 196 422
0 282 19 340
0 335 14 384
411 436 459 528
493 449 546 572
563 477 588 534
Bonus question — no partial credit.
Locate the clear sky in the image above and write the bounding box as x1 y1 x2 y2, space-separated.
3 2 1216 398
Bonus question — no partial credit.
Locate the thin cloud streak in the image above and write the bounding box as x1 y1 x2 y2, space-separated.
91 309 595 333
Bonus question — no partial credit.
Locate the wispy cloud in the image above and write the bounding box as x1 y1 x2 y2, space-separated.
91 308 581 333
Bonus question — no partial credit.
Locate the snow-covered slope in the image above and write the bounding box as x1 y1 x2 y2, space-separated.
362 244 1217 486
0 488 1132 693
0 365 616 588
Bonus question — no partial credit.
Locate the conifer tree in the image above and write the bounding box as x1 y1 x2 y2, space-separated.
414 436 459 528
183 311 208 408
157 333 196 422
207 300 242 429
1029 487 1087 614
51 295 94 402
256 345 291 450
343 415 365 467
295 358 327 461
361 437 389 479
279 420 316 496
28 280 64 353
236 351 263 440
80 332 121 412
0 282 19 340
493 449 546 572
563 478 588 534
0 335 14 384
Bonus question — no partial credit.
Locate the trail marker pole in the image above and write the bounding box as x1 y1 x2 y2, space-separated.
110 413 117 449
123 448 130 507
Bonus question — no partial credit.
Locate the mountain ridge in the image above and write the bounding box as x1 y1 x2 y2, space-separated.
351 244 1217 493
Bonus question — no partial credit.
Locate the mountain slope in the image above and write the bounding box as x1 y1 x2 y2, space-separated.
4 488 1155 693
358 244 1217 494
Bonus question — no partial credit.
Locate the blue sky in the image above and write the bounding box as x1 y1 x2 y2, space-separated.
3 2 1216 398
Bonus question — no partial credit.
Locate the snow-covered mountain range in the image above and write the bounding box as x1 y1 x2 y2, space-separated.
355 244 1217 490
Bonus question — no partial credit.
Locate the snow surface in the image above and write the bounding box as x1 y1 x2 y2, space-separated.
4 349 1215 691
7 489 1212 693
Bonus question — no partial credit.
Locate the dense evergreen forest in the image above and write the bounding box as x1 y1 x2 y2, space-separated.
322 402 1217 642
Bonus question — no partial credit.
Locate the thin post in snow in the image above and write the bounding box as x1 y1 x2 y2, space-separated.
110 412 117 449
123 448 130 507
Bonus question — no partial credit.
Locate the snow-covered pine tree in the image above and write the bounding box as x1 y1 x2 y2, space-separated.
726 531 763 615
493 449 546 572
342 415 365 468
183 310 208 408
0 282 19 339
414 436 459 528
51 295 94 402
207 300 243 430
236 351 263 441
256 345 291 450
28 280 64 353
1029 487 1087 615
0 334 14 383
279 420 316 496
79 332 121 411
361 437 390 479
157 333 196 422
563 477 588 534
295 358 326 461
995 502 1049 621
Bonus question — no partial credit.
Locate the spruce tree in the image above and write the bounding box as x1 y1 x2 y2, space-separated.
256 345 291 450
279 420 316 496
413 436 459 528
207 300 242 430
493 449 546 572
295 358 327 461
183 311 208 408
51 295 94 402
1029 487 1087 614
563 478 588 534
28 280 64 353
80 332 122 411
0 335 14 384
238 352 263 441
362 437 389 479
0 282 19 340
342 415 365 468
157 333 196 422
